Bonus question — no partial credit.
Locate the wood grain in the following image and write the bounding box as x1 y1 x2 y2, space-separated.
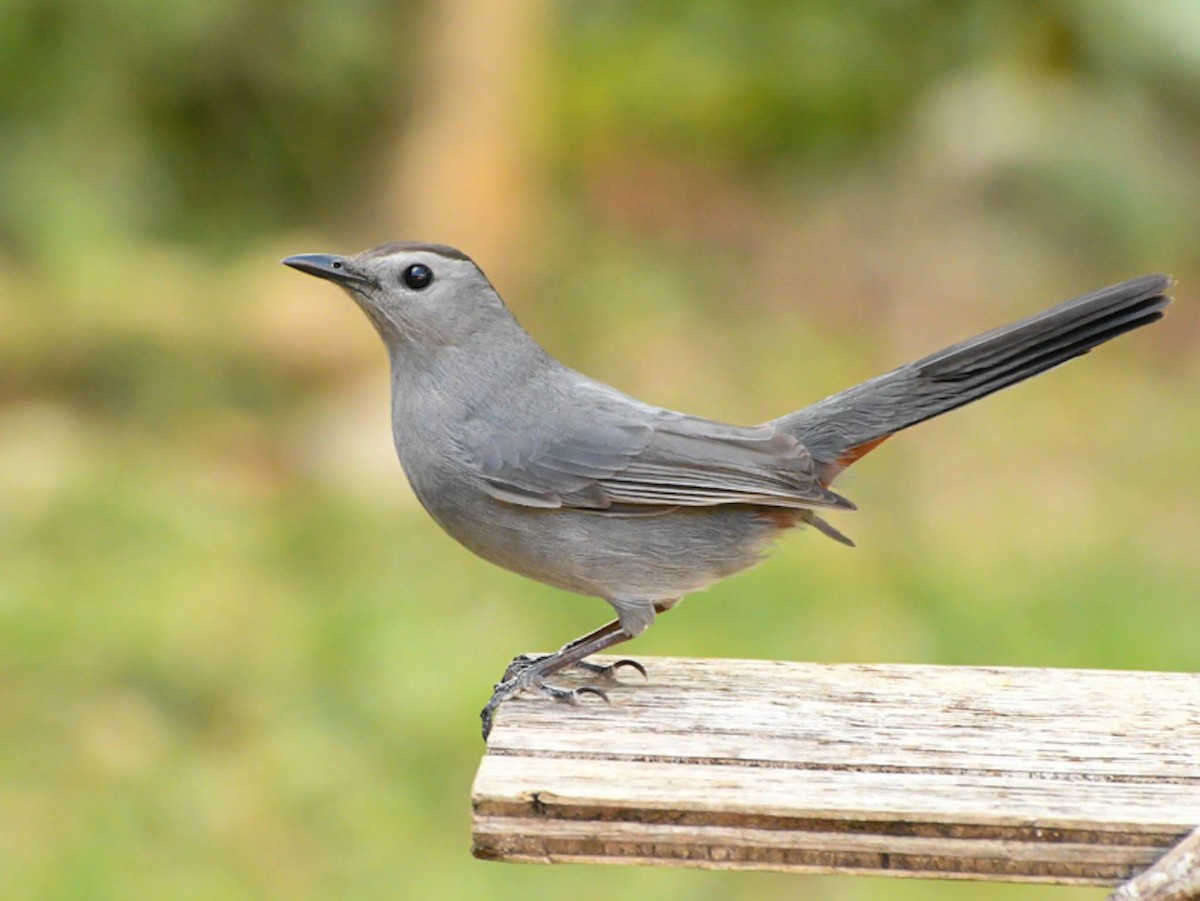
471 658 1200 886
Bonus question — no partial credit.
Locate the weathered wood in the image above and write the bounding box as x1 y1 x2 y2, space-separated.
1111 825 1200 900
471 658 1200 886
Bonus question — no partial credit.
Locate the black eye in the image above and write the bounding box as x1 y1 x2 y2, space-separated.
402 263 433 290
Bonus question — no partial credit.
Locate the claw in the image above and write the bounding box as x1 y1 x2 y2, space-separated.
480 674 617 739
609 658 648 680
574 685 610 704
481 675 522 739
523 681 610 707
571 657 648 682
502 654 648 684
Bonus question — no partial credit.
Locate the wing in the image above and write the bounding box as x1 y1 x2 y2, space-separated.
459 398 852 515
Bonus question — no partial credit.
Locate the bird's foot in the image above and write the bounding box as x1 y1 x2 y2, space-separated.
481 670 610 740
502 653 647 683
481 617 644 740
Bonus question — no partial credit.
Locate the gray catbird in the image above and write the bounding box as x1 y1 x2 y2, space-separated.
283 243 1170 737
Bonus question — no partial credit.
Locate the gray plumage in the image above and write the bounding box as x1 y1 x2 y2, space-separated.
777 274 1171 479
283 243 1170 736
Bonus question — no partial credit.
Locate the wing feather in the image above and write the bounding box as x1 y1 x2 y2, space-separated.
460 401 851 514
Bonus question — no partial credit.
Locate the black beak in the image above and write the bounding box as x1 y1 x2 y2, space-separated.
282 253 376 289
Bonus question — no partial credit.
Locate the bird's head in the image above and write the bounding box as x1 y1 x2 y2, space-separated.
283 242 508 348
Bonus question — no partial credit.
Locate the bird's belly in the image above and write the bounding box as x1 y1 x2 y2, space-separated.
427 496 785 602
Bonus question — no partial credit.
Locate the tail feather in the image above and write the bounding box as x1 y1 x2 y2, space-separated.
775 275 1171 483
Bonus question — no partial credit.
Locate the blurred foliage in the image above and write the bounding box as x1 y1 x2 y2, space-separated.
560 0 973 169
1 1 1198 899
557 0 1200 170
4 1 1200 261
0 0 416 256
550 0 1200 268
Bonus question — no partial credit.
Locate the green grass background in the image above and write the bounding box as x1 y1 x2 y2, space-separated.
2 3 1198 898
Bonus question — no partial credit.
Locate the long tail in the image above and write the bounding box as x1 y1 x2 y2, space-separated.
775 274 1172 484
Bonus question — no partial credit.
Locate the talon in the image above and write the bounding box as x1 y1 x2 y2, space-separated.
481 696 503 740
610 658 648 680
572 657 648 682
481 674 523 740
574 685 610 704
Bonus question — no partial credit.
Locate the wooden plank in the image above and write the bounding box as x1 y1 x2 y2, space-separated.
471 658 1200 885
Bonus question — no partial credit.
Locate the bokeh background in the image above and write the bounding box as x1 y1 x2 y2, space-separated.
3 2 1198 898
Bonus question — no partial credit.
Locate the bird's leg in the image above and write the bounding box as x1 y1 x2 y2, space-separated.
502 618 644 681
482 620 643 739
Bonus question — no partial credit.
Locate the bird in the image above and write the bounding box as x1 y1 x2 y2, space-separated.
283 243 1170 738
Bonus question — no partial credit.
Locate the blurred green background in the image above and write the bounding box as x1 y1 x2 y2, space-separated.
2 1 1198 898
